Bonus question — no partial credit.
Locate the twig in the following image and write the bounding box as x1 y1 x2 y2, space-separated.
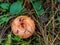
31 15 48 45
51 33 59 45
45 15 54 27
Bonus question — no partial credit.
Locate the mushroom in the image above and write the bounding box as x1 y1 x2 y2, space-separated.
11 16 35 39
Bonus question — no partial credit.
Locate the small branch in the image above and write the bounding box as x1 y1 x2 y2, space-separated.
51 33 59 45
45 15 54 28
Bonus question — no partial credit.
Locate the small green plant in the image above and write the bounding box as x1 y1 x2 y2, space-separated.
5 33 11 45
0 3 9 10
30 0 44 16
0 14 9 27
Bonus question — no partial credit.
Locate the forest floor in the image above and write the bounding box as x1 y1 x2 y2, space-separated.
0 0 60 45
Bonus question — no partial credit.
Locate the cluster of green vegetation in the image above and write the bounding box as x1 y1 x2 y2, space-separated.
0 0 60 45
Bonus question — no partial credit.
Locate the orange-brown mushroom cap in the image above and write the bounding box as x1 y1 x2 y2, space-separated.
11 16 35 39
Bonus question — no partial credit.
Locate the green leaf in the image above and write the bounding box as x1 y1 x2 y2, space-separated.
58 0 60 3
12 36 21 41
22 42 30 45
56 17 60 26
30 0 44 16
10 1 23 15
57 17 60 22
0 3 9 10
56 23 60 26
0 14 9 25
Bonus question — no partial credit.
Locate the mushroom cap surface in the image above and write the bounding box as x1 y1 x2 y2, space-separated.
11 16 35 39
